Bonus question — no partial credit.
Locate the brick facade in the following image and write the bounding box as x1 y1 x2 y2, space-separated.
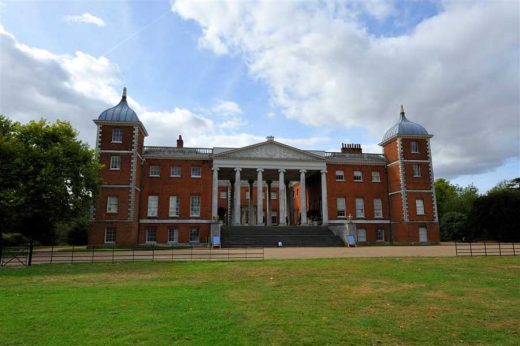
90 97 439 246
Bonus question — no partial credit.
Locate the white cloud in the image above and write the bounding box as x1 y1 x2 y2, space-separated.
0 25 330 152
212 100 242 116
171 0 520 178
65 13 106 27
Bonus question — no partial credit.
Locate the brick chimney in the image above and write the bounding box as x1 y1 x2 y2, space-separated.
177 135 184 148
341 143 362 154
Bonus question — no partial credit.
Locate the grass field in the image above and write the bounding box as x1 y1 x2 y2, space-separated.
1 257 519 345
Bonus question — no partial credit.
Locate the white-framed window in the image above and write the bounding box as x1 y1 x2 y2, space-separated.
106 196 118 213
419 227 428 242
335 170 345 181
411 141 419 153
146 228 157 243
271 192 277 200
354 171 363 182
150 165 160 177
220 191 227 199
357 229 366 242
337 197 346 217
190 228 199 243
190 196 201 217
355 198 365 218
112 128 123 143
416 199 425 215
372 171 381 182
169 196 180 217
170 166 181 177
147 195 158 217
109 156 121 170
413 164 421 177
104 227 116 243
376 229 385 242
374 198 383 218
168 228 178 244
271 212 277 224
191 167 201 178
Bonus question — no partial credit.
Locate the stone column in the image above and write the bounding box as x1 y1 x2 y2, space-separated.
321 169 329 225
266 180 272 226
211 167 219 219
233 168 241 225
300 169 307 225
256 168 264 225
278 169 286 225
248 180 254 225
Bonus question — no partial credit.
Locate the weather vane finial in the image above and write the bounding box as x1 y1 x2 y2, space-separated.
400 104 404 114
122 87 127 99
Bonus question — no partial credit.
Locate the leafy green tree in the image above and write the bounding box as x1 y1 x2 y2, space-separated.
435 179 479 240
488 177 520 194
439 212 467 241
0 115 101 246
466 189 520 241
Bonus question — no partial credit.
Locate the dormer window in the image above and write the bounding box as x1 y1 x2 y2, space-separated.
112 128 123 143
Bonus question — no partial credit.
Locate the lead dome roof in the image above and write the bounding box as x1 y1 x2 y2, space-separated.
380 106 431 145
98 87 139 122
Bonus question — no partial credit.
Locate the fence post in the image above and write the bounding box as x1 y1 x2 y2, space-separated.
191 246 193 261
469 242 473 257
92 246 95 264
484 241 487 256
28 241 33 267
498 241 502 256
50 246 54 264
71 245 75 264
513 242 517 256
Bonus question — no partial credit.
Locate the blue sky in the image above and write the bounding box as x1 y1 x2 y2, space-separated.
0 0 518 192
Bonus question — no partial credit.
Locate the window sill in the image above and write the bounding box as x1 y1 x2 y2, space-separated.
354 180 363 183
109 168 121 171
104 241 115 244
170 175 181 178
111 141 122 144
372 180 381 183
149 175 160 178
191 176 202 179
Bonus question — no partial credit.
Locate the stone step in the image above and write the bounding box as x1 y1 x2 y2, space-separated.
221 226 344 248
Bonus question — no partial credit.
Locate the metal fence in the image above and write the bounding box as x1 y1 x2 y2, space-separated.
455 241 518 256
1 245 264 267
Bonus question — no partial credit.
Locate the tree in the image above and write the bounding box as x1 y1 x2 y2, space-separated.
0 115 101 245
466 189 520 241
488 177 520 194
439 212 467 241
435 179 479 240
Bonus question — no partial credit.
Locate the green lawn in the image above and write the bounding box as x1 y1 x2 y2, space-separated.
1 257 519 345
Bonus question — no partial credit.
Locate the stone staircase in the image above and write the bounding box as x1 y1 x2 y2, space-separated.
221 226 344 248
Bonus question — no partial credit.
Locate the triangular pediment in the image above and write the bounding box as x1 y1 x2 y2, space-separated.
214 140 324 161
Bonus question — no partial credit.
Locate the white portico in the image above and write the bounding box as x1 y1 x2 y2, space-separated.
211 137 328 226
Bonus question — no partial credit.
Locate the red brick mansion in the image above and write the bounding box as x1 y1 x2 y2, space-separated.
89 89 440 246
